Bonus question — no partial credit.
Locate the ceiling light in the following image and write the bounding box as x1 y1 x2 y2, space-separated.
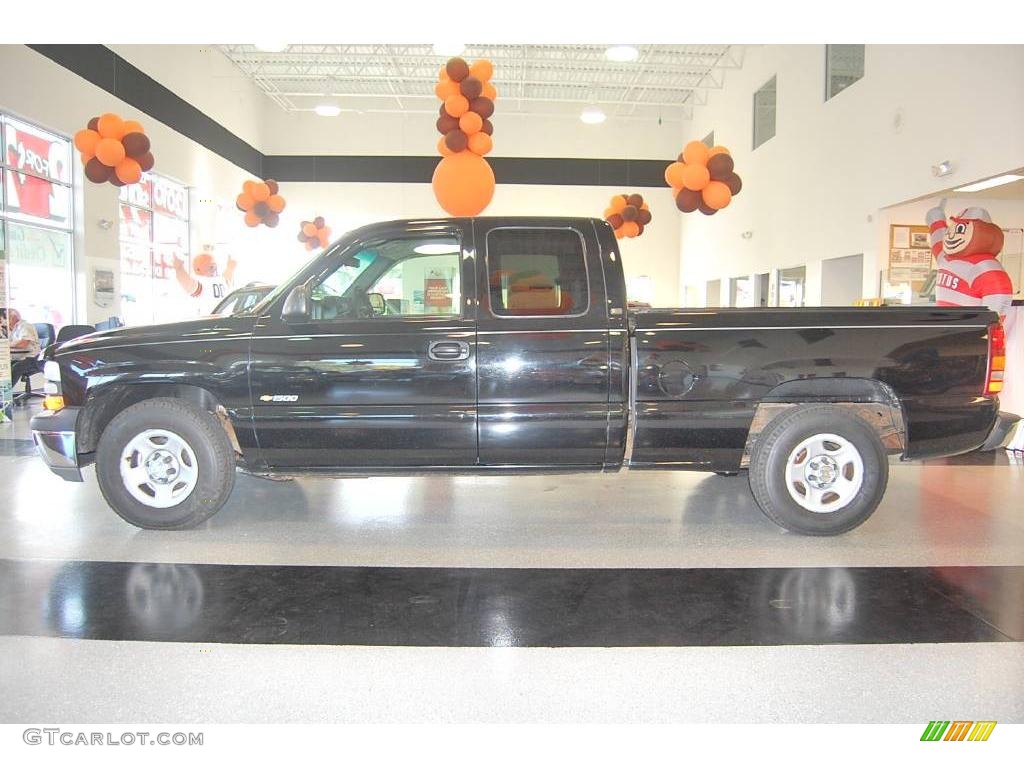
605 45 639 62
580 107 607 125
314 103 342 117
414 243 460 255
953 173 1024 193
433 43 466 57
254 43 288 53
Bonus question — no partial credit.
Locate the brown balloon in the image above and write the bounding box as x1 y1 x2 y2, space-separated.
437 114 460 134
707 153 735 181
725 172 743 195
677 152 686 163
109 175 126 187
297 232 307 243
314 216 325 228
446 57 470 82
137 152 155 172
621 205 638 222
607 213 624 229
469 97 494 119
698 202 718 216
627 193 644 207
266 179 279 195
480 119 494 136
676 188 702 213
444 129 469 152
636 223 645 236
87 116 100 131
253 201 270 217
265 212 280 227
637 209 653 225
84 157 111 184
121 132 150 158
459 76 483 100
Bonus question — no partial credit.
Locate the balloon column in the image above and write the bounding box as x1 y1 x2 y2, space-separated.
664 141 743 216
298 217 332 251
74 113 155 186
431 57 497 217
236 179 286 228
604 194 652 238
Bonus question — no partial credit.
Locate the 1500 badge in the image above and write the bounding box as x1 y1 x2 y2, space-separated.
259 395 299 402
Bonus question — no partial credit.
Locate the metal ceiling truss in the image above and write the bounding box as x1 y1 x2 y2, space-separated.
219 44 743 121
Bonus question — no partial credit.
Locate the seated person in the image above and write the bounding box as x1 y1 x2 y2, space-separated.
6 307 41 386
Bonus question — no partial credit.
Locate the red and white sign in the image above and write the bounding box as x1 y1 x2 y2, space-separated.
119 173 188 219
3 117 71 225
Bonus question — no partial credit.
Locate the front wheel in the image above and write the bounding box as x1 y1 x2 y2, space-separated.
96 397 236 529
748 405 888 535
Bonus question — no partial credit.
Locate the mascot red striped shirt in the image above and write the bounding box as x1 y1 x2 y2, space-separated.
926 202 1012 318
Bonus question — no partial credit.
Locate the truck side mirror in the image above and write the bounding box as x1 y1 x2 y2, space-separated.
281 285 311 324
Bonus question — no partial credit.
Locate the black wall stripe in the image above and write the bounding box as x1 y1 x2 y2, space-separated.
28 44 669 188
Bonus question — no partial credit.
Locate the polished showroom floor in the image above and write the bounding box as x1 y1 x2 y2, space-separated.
1 401 1022 722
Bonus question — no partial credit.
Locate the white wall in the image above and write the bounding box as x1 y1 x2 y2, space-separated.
679 44 1024 306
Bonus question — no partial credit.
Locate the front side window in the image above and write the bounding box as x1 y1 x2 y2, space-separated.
311 234 462 321
486 228 588 317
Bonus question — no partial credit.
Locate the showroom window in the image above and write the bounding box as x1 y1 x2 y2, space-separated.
702 130 715 148
826 45 865 100
752 76 777 150
0 113 75 329
118 173 189 327
486 228 588 317
777 266 807 307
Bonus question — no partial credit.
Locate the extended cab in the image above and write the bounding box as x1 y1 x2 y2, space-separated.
32 217 1017 535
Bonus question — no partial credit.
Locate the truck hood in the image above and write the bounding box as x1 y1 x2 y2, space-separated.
54 315 256 356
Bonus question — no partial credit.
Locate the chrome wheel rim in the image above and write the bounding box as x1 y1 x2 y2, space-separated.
119 429 198 509
785 433 863 513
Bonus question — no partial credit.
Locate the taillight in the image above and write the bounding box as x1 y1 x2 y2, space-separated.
985 322 1005 396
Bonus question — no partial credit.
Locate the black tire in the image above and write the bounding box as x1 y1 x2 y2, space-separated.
748 405 888 536
96 397 235 529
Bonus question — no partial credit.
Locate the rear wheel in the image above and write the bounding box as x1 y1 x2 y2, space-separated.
96 397 235 529
748 405 888 535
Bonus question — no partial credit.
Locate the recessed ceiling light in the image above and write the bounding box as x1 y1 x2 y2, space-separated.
605 45 639 62
433 43 466 57
314 103 342 117
414 243 460 255
580 107 607 125
953 173 1024 192
254 43 288 53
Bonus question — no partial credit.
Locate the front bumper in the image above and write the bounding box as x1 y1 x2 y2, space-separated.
979 411 1021 452
30 407 84 482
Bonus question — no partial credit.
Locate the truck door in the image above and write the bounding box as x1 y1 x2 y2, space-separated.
248 221 477 469
475 220 612 466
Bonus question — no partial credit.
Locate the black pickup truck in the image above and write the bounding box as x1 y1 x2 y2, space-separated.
31 216 1016 535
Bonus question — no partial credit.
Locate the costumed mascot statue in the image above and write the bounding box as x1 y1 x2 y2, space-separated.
927 200 1012 318
172 248 236 315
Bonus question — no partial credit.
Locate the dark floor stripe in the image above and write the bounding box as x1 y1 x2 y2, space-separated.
1 560 1020 647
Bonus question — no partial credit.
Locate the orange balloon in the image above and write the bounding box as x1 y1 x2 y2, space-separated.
302 222 317 237
267 194 286 213
242 180 257 197
467 132 492 155
97 113 125 140
318 231 329 248
622 221 640 238
438 66 449 81
431 151 495 216
122 120 145 135
437 137 454 157
74 129 100 154
459 111 483 135
321 226 331 239
481 82 497 101
80 149 95 164
708 145 731 158
682 140 710 166
244 211 261 227
94 137 126 167
664 161 686 189
444 94 470 118
251 182 271 202
681 163 711 191
702 181 732 210
114 157 142 184
470 60 494 82
641 202 649 211
236 193 255 211
435 79 460 100
610 195 627 214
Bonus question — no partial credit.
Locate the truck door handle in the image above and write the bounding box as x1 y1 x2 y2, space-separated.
428 340 470 361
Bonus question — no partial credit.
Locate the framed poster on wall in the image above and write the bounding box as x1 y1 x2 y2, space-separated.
887 224 934 304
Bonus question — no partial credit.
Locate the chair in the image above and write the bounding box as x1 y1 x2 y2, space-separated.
95 316 124 331
55 324 97 346
11 323 55 405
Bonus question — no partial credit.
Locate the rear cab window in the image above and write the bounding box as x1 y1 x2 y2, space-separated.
485 228 589 317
